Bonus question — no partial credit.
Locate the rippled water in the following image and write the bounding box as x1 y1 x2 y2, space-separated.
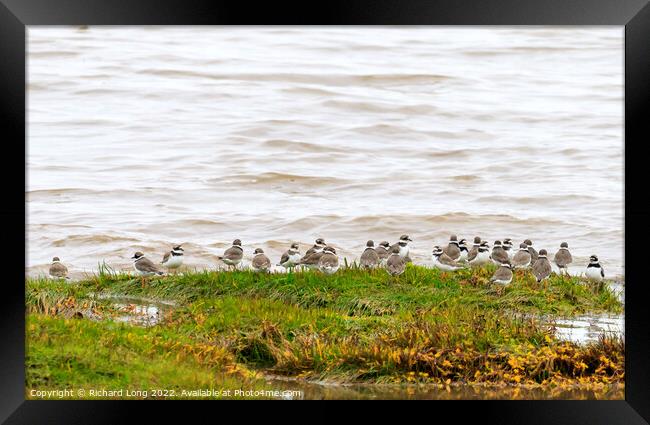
263 376 624 400
26 27 624 279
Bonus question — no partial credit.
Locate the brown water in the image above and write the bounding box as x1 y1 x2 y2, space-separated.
262 375 623 400
26 27 624 279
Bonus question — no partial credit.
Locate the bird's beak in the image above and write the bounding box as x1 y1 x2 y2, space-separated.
131 256 137 259
408 238 413 242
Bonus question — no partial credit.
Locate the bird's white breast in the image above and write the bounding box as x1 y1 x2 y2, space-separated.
471 251 491 265
164 255 183 268
459 250 468 262
432 256 457 271
585 266 603 280
287 252 301 264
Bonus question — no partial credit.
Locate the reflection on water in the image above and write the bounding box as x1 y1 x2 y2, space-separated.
264 375 623 400
551 315 623 344
546 281 624 345
101 295 175 327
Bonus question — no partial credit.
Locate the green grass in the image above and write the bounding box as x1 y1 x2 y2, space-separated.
26 314 281 399
25 264 624 398
31 264 622 316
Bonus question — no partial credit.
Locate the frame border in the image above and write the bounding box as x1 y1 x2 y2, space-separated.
3 0 649 423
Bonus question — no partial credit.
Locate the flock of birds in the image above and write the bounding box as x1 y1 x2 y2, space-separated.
47 234 607 286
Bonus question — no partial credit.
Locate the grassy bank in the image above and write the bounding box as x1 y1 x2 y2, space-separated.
26 265 624 399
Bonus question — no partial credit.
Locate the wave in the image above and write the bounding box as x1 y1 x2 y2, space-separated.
51 234 141 246
276 212 572 232
27 188 98 197
27 188 159 201
450 175 481 182
208 172 347 188
135 69 452 86
476 194 597 205
30 50 80 58
72 88 130 96
260 139 347 153
281 86 343 97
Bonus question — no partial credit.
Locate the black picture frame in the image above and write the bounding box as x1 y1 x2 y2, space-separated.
3 0 649 423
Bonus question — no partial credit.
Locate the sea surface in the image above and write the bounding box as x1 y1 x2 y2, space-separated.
26 27 624 279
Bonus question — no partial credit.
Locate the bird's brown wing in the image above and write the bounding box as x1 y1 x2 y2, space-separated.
138 258 162 274
376 248 389 260
304 246 316 257
386 255 405 275
512 251 531 266
279 251 290 265
319 253 339 268
443 245 460 260
360 248 379 266
492 248 508 263
162 251 171 264
300 251 323 265
222 246 243 261
553 250 572 267
49 263 68 277
253 254 271 269
491 267 512 282
533 259 552 280
439 253 460 267
467 247 478 262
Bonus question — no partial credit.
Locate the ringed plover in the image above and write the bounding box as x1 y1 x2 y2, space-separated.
49 257 69 280
318 246 340 274
278 243 301 269
359 240 380 268
218 239 244 270
553 242 573 275
251 248 272 273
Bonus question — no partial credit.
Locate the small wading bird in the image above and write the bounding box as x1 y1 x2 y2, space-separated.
49 257 69 280
278 243 301 270
585 255 605 282
376 241 391 264
532 249 552 286
298 243 325 270
217 239 243 270
524 239 538 263
443 235 461 261
468 241 491 266
467 237 481 261
490 240 509 265
360 240 380 268
490 261 513 285
511 243 532 269
553 242 573 275
386 245 406 276
304 238 326 257
132 251 164 287
318 246 340 274
432 245 465 271
161 244 184 273
251 248 271 273
390 235 412 262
